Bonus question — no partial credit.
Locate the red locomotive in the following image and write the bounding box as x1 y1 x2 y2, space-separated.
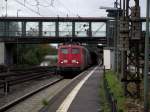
57 44 97 73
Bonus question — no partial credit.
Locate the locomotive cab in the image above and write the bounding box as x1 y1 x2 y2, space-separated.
57 44 93 74
57 45 82 72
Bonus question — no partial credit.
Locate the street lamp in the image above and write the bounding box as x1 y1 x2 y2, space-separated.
5 0 8 17
17 9 21 17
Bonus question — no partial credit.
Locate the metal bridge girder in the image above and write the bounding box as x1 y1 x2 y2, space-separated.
0 17 108 44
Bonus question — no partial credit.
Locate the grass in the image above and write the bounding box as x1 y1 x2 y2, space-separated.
42 99 49 106
105 70 125 112
99 75 111 112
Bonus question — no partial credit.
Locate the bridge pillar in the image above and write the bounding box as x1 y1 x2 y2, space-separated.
0 43 14 65
5 44 14 65
0 42 5 64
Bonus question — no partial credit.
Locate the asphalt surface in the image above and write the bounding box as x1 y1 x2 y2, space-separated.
40 66 102 112
67 67 101 112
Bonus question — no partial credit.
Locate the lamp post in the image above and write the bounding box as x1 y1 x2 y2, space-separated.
5 0 8 17
144 0 150 111
17 9 21 17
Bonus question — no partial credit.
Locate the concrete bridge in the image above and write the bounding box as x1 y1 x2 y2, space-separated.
0 17 146 64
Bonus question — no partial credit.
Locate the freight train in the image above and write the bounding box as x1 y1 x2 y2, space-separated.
57 44 97 74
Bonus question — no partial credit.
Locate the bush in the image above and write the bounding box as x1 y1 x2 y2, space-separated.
13 44 57 65
42 99 49 106
105 71 125 111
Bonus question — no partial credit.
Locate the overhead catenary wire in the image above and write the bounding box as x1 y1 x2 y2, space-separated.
24 0 38 6
24 0 52 7
13 0 42 16
21 0 70 17
35 0 40 14
0 0 5 16
56 0 77 16
50 0 55 7
17 0 55 17
13 0 80 17
34 0 58 16
22 0 70 15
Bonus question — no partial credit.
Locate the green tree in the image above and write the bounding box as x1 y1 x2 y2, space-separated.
13 44 57 65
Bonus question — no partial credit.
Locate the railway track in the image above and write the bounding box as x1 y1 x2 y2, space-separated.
0 77 64 112
0 66 57 94
0 65 61 111
1 66 95 112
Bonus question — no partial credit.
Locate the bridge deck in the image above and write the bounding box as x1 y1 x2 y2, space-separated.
0 36 107 44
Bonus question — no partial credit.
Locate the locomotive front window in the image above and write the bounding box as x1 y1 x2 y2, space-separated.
61 48 68 54
72 48 79 54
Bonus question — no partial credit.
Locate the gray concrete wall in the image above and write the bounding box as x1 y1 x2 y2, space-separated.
0 43 14 65
5 44 14 65
0 42 5 64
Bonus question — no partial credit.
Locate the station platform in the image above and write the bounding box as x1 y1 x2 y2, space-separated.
67 66 101 112
41 66 102 112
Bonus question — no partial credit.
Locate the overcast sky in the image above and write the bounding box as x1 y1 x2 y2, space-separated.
0 0 146 17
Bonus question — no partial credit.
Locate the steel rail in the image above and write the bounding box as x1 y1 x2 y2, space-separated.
0 77 63 112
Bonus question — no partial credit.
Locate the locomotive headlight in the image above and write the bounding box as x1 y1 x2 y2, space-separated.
72 60 79 64
63 60 68 63
61 60 68 64
72 60 76 63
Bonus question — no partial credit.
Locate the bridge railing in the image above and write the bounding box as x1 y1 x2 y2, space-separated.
0 31 106 38
0 21 106 38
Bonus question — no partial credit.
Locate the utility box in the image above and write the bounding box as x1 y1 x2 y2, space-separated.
103 49 114 69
